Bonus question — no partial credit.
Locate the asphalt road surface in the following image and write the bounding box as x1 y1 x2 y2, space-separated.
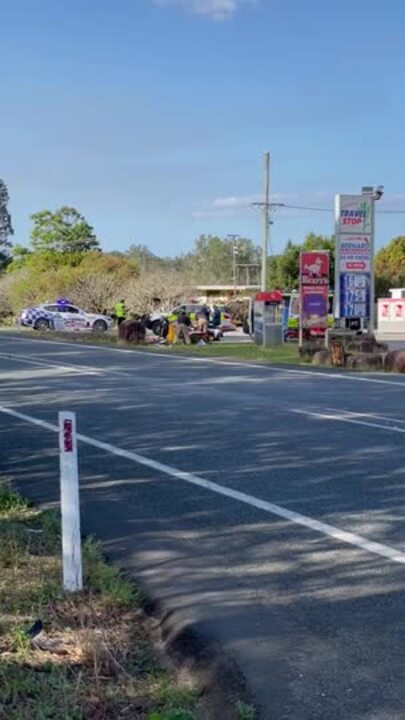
1 333 405 719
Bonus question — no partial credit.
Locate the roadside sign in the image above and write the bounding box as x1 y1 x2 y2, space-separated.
299 251 330 340
340 272 370 318
339 235 372 273
336 195 373 234
335 194 375 323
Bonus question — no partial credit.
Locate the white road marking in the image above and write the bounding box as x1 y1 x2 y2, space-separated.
2 333 405 387
292 408 405 434
323 407 405 426
0 351 133 378
0 352 100 376
1 402 405 566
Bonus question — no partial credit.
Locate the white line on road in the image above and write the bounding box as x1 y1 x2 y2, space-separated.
323 407 405 426
2 333 405 387
292 408 405 434
0 352 101 376
0 351 137 378
1 402 405 566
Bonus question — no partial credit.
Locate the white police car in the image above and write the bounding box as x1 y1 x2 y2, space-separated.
18 300 113 333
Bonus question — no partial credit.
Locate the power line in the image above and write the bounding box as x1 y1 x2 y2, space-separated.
282 203 331 213
280 203 405 215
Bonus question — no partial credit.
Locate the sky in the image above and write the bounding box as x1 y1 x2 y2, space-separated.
3 0 405 256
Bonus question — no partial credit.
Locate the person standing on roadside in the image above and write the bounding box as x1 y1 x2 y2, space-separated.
196 306 209 334
114 299 127 327
212 305 221 328
175 306 191 344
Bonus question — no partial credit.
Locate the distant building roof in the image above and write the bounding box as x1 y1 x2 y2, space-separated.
196 284 260 291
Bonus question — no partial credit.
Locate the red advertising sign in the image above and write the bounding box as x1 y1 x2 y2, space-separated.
300 251 330 329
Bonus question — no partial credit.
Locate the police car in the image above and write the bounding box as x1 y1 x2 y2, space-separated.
18 299 113 333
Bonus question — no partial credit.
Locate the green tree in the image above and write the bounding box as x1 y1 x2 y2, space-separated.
0 179 14 269
267 234 335 290
30 207 99 255
375 236 405 296
185 234 261 284
127 243 165 271
7 245 32 271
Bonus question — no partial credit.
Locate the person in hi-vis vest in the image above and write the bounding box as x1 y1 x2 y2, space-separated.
114 300 127 327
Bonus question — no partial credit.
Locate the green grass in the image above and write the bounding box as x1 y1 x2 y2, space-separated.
0 482 202 720
237 701 256 720
154 341 299 364
1 326 300 365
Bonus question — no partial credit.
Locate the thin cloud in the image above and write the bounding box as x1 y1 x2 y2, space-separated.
213 194 259 208
152 0 255 20
212 192 305 209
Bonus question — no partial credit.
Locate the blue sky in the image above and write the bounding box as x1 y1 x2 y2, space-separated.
2 0 405 255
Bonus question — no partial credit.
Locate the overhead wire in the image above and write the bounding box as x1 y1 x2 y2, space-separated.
280 203 405 215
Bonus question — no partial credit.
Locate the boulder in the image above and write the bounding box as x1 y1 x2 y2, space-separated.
330 341 345 366
299 340 324 360
346 353 383 371
312 350 331 366
384 350 405 373
118 319 146 344
343 333 387 355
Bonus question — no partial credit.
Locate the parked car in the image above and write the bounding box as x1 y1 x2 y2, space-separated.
18 301 113 333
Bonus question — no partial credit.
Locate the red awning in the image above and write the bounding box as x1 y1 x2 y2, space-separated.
255 290 283 303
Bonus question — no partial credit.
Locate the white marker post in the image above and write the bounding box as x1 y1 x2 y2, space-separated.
59 411 83 592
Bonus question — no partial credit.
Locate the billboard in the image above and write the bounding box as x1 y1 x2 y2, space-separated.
300 251 330 329
335 194 374 321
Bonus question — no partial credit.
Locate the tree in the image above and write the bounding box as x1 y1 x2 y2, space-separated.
127 243 161 271
375 236 405 296
30 207 99 255
267 233 335 291
0 179 14 269
125 269 195 314
184 235 261 284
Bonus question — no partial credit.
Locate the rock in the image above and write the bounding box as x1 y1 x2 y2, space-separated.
299 340 324 360
312 350 331 366
330 341 346 366
346 353 383 371
384 350 405 373
118 320 146 344
346 336 377 354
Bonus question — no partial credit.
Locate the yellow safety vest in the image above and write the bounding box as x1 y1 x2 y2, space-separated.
115 302 126 318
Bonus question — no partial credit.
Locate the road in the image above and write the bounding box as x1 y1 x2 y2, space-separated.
1 333 405 719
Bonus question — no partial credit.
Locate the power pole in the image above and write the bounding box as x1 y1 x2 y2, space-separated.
261 152 270 291
227 233 240 295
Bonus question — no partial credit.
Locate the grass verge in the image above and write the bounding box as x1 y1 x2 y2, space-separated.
1 327 300 365
149 341 299 364
0 481 201 720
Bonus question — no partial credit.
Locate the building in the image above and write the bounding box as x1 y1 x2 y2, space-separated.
195 284 260 304
377 288 405 334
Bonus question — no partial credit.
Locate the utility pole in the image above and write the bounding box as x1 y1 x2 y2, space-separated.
227 233 240 296
361 185 383 332
261 152 270 291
